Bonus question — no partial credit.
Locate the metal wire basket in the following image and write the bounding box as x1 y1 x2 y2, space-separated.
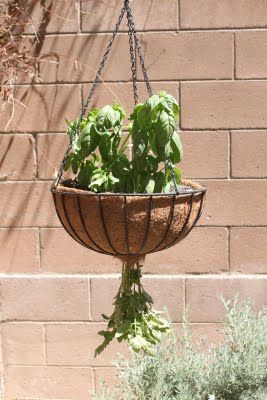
51 179 206 262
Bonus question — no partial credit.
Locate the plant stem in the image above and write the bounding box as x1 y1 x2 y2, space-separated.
118 130 132 154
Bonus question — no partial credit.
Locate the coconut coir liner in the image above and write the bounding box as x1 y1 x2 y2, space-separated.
52 179 205 264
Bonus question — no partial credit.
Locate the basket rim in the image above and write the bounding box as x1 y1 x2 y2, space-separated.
51 179 206 197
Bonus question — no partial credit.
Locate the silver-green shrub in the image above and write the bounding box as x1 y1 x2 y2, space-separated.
95 299 267 400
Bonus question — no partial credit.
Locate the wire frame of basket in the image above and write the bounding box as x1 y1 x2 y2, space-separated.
51 179 206 263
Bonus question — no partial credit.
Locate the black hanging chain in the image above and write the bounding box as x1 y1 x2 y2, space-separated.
126 10 138 105
124 0 152 98
81 4 127 118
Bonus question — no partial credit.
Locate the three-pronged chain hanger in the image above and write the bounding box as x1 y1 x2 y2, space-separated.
55 0 179 192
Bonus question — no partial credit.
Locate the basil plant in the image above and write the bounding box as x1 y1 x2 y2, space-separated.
64 91 183 193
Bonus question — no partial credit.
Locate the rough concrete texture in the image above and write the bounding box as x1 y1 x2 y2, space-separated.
0 0 267 398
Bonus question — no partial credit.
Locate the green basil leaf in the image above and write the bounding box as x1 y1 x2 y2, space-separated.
146 155 158 173
146 95 161 114
96 105 117 130
145 178 155 194
163 181 172 193
131 119 140 136
149 130 158 156
150 329 161 341
112 103 126 120
172 102 180 119
142 290 154 304
63 154 73 171
170 131 183 163
139 173 155 193
137 96 162 129
80 121 92 136
159 91 180 118
99 132 113 163
156 141 171 162
126 175 134 193
129 103 144 121
111 154 130 178
71 155 80 174
108 174 119 186
155 110 176 147
89 175 106 192
119 174 128 193
173 166 181 184
154 171 165 193
115 321 132 338
132 130 148 159
132 157 146 173
66 119 81 152
137 105 149 130
111 135 120 155
129 336 150 352
87 108 99 121
79 125 99 158
78 162 94 188
94 330 116 357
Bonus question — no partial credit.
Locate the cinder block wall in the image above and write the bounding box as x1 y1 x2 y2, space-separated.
1 0 267 398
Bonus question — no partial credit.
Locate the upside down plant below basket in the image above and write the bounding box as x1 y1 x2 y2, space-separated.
51 0 206 358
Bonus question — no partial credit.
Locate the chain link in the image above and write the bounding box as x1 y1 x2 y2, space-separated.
124 0 153 97
81 4 127 117
126 17 138 105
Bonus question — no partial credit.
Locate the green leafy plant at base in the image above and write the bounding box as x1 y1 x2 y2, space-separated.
64 91 182 194
95 263 170 357
95 299 267 400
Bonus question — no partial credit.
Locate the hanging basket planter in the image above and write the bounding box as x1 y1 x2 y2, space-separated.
52 179 205 264
51 0 207 356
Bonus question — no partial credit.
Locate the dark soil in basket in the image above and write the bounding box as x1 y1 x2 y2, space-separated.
61 179 194 195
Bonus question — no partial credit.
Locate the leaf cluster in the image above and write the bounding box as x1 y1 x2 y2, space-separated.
95 299 267 400
64 91 182 194
95 263 170 357
64 103 126 192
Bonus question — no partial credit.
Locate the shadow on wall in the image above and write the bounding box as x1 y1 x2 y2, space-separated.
0 0 159 252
